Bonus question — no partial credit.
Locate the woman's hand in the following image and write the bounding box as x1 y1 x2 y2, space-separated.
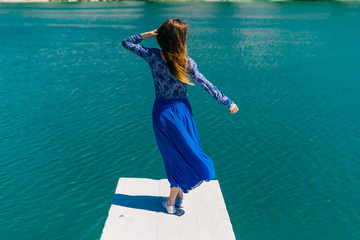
229 103 239 114
141 29 158 39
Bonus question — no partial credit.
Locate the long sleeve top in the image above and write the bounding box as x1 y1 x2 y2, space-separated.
121 33 234 109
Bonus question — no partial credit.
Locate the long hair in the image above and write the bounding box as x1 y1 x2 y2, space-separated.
156 18 194 85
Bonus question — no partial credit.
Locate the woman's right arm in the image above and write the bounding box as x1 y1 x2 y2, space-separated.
121 33 152 62
121 30 158 63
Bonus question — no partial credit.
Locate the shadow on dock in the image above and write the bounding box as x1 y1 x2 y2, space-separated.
112 194 185 216
112 194 166 212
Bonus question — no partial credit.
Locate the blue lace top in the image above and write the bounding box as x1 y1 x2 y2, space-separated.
121 33 234 109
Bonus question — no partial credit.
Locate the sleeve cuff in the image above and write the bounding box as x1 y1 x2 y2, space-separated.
137 33 143 41
227 99 234 109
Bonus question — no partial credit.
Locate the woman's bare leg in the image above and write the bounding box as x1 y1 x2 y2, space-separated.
176 189 183 199
167 187 180 206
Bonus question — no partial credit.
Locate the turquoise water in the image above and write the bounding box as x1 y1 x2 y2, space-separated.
1 1 360 239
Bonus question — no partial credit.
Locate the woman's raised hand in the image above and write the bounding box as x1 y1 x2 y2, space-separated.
141 29 158 39
229 103 239 114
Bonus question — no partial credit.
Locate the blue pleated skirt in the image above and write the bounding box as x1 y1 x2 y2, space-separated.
152 98 215 193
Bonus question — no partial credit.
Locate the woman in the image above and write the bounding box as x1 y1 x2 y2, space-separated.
122 18 239 215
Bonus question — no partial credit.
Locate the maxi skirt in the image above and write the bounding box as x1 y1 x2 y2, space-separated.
152 98 215 193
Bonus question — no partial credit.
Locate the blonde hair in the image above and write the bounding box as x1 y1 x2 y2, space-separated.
156 18 194 85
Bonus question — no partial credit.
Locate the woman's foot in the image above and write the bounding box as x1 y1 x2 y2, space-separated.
162 199 176 214
175 198 184 208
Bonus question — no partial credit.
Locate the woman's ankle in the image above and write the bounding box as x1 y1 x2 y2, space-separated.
167 198 175 206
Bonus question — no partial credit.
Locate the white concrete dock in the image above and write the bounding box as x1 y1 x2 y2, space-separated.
101 178 235 240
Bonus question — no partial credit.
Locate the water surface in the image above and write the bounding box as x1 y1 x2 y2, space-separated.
1 1 360 239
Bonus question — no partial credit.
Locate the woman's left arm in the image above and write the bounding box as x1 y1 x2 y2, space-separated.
187 57 235 110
